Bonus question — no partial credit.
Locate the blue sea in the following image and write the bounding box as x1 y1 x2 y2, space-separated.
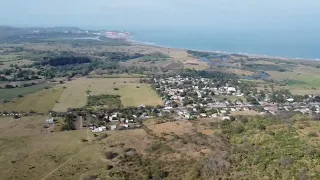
129 28 320 60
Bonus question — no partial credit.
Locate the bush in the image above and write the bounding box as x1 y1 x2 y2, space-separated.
105 151 119 160
280 156 294 167
106 164 114 170
18 94 24 98
145 141 173 154
81 138 88 142
114 88 119 91
233 125 245 134
257 124 266 130
308 132 318 137
43 125 49 129
3 99 9 103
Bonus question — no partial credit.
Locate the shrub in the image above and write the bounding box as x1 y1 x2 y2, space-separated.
105 151 119 160
280 156 294 167
233 125 245 134
43 125 49 129
18 94 24 98
3 99 9 103
145 141 173 154
308 132 318 137
106 164 114 170
257 124 266 130
81 138 88 142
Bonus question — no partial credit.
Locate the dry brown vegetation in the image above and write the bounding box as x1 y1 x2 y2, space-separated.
2 115 320 179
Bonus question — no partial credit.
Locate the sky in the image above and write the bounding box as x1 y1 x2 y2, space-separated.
1 0 320 31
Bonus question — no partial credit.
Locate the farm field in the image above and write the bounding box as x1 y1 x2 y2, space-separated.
53 78 163 112
0 83 54 101
0 87 63 113
267 71 320 94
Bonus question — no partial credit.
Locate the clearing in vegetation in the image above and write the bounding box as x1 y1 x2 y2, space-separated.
86 94 122 109
53 78 162 112
0 87 63 113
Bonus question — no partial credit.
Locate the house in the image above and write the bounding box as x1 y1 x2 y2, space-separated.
46 118 55 124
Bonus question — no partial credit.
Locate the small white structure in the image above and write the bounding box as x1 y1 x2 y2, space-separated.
92 126 107 132
287 98 294 102
111 125 117 130
221 116 230 121
227 87 236 94
46 118 54 124
200 113 207 118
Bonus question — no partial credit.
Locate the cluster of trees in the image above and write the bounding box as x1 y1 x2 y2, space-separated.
61 114 77 131
40 56 92 66
95 52 144 62
180 69 237 82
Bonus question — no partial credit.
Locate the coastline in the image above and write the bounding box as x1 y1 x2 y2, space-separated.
128 38 320 62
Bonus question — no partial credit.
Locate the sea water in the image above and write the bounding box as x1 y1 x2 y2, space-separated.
130 28 320 60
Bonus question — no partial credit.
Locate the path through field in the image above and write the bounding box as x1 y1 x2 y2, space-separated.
40 129 91 180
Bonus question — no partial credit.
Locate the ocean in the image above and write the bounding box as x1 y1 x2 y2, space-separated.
129 28 320 60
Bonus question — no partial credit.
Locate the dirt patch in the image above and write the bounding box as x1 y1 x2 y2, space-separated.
147 121 194 136
106 129 151 154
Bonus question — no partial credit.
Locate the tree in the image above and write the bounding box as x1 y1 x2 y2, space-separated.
61 114 76 131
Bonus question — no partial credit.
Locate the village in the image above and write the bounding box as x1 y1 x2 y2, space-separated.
3 75 320 133
63 76 320 133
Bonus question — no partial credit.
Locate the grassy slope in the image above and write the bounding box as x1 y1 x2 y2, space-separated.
1 115 320 179
0 116 88 180
0 87 63 113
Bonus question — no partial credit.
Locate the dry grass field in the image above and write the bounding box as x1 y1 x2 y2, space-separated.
0 87 63 113
1 115 320 179
0 116 89 180
145 119 194 136
0 59 33 69
53 78 163 112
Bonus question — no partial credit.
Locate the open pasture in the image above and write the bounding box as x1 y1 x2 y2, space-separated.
0 116 89 180
53 78 163 112
0 87 63 113
0 83 54 101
